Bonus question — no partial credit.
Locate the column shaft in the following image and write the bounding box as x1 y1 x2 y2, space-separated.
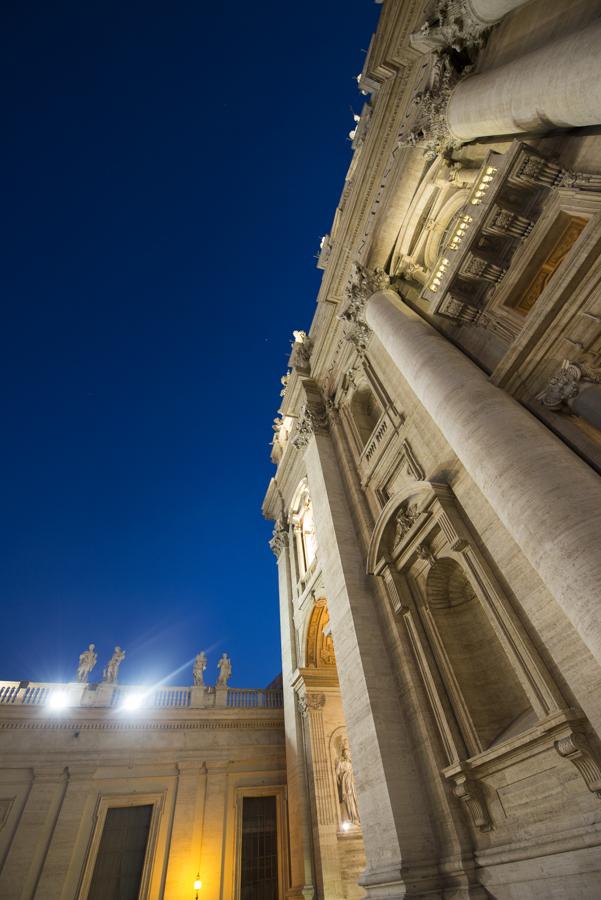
163 764 206 899
447 20 601 141
365 288 601 667
467 0 529 25
303 429 441 899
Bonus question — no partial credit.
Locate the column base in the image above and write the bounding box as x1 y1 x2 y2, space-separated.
359 864 443 900
286 886 315 900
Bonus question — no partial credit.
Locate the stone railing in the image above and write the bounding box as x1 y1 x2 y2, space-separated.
0 680 284 711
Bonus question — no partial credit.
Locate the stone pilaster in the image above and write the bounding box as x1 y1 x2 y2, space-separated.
273 521 316 900
164 762 207 899
297 691 343 900
300 396 442 899
0 766 68 900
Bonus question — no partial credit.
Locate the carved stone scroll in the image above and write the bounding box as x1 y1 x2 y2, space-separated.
555 731 601 799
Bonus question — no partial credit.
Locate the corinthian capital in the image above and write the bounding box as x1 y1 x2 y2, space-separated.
269 519 289 558
292 399 329 450
338 262 391 358
537 360 601 412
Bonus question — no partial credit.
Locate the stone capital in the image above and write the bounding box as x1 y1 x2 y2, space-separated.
297 691 326 718
338 262 391 357
537 359 601 412
292 400 329 450
269 519 290 558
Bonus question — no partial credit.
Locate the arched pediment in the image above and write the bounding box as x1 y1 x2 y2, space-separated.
367 481 450 574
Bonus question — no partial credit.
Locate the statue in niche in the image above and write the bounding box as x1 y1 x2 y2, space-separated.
336 738 360 826
394 503 419 543
76 644 97 683
103 646 125 684
193 651 207 687
217 653 232 687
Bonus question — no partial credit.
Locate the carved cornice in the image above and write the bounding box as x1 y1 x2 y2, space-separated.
0 716 283 732
269 519 289 558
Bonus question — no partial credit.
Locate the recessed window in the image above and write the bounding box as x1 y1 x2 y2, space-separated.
240 796 278 900
87 805 153 900
510 213 587 316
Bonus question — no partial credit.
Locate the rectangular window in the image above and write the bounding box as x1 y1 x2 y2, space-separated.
240 795 278 900
87 804 153 900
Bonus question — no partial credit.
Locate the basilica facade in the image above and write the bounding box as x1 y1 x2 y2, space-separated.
263 1 601 898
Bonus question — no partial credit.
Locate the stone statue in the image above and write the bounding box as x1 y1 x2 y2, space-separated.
217 653 232 687
76 644 97 683
394 503 419 543
103 646 125 684
336 738 360 826
193 651 207 687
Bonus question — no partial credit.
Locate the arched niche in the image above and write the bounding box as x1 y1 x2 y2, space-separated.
367 482 563 756
304 599 336 670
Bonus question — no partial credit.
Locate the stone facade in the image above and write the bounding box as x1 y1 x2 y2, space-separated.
264 1 601 898
0 680 285 900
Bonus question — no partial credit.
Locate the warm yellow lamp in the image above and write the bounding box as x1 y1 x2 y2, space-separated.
194 874 202 898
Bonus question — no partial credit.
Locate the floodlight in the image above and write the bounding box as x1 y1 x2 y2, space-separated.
48 690 69 710
121 693 143 711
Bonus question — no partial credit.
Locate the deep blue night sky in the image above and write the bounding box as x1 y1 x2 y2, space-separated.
1 1 380 688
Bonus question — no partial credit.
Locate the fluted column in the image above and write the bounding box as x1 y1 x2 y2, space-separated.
270 522 316 900
364 287 601 668
447 20 601 142
295 381 442 900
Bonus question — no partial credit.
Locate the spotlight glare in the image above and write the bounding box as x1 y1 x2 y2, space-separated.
48 690 69 711
341 820 352 832
121 693 144 711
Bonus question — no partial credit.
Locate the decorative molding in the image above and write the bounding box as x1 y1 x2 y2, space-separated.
337 262 391 358
292 400 329 450
537 359 601 412
555 731 601 799
451 772 492 832
0 716 283 732
0 797 14 831
416 542 436 567
402 438 425 480
411 1 493 55
269 519 290 558
393 502 420 544
297 692 326 718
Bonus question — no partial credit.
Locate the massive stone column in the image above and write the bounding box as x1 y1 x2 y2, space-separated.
294 382 442 900
364 286 601 668
467 0 529 24
270 522 316 900
447 20 601 141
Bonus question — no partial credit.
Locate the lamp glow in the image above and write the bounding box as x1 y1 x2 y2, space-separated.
121 693 143 711
48 690 69 710
341 820 351 832
194 874 202 897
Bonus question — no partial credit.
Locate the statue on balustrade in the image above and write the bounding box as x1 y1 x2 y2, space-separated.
193 651 207 686
217 652 232 686
76 644 97 683
336 738 361 826
103 646 125 684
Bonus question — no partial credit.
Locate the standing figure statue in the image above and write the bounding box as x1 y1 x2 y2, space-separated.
336 738 360 826
103 646 126 684
76 644 97 683
193 651 207 687
216 653 232 687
